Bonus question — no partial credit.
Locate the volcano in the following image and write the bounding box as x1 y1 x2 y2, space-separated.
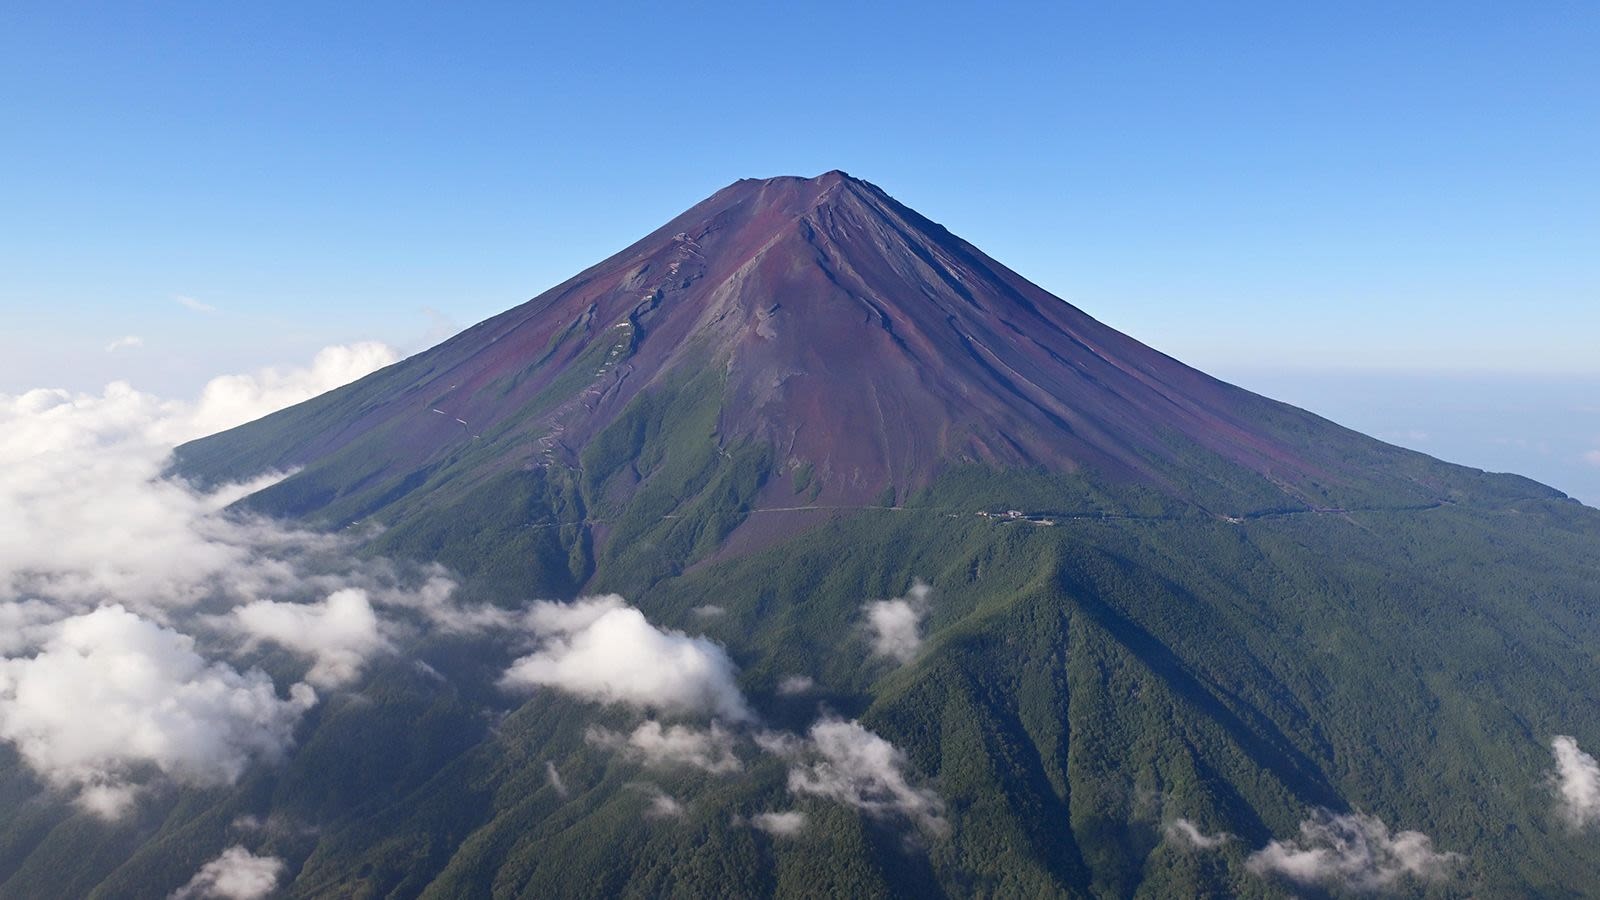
12 174 1600 898
180 172 1487 556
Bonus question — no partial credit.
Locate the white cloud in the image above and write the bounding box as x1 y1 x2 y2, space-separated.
187 342 397 438
1583 449 1600 468
372 571 511 634
776 675 815 696
230 588 390 687
227 813 315 838
0 382 263 610
171 846 285 899
502 596 752 721
779 718 946 836
640 785 685 820
0 600 65 655
545 761 569 798
0 344 468 819
1245 810 1460 892
0 606 315 817
0 343 401 614
690 604 725 619
863 580 931 665
0 343 461 627
175 295 218 314
105 335 144 353
1551 735 1600 828
586 721 742 774
749 810 807 837
522 594 626 634
1165 818 1231 850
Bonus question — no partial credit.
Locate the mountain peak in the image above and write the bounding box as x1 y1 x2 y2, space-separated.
182 173 1462 553
738 169 855 187
701 170 872 228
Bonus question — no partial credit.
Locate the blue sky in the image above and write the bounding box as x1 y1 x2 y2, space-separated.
2 2 1597 499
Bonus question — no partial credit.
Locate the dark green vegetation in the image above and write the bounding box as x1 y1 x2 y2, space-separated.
5 369 1599 898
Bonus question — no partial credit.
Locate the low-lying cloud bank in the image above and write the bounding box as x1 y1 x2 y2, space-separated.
0 347 404 621
0 345 423 817
1244 810 1460 892
0 605 316 817
0 343 398 615
170 845 285 900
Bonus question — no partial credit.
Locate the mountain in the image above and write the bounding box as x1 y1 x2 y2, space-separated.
179 171 1498 516
7 173 1600 898
175 171 1533 587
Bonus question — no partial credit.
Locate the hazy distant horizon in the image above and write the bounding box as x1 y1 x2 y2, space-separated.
1222 369 1600 509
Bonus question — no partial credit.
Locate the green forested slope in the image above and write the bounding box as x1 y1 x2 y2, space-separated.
4 334 1595 898
5 446 1598 897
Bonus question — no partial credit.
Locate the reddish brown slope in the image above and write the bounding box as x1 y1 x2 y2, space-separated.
181 171 1447 519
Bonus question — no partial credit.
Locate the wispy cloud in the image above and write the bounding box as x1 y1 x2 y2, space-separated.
637 784 686 820
1164 818 1231 850
776 675 815 696
545 761 569 798
229 588 391 687
585 720 743 774
170 846 284 899
1550 735 1600 828
863 580 931 665
767 718 947 837
104 335 143 353
747 809 807 837
1582 449 1600 468
175 295 218 314
1245 810 1460 892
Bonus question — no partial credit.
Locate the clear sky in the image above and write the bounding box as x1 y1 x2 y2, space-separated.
2 2 1597 498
